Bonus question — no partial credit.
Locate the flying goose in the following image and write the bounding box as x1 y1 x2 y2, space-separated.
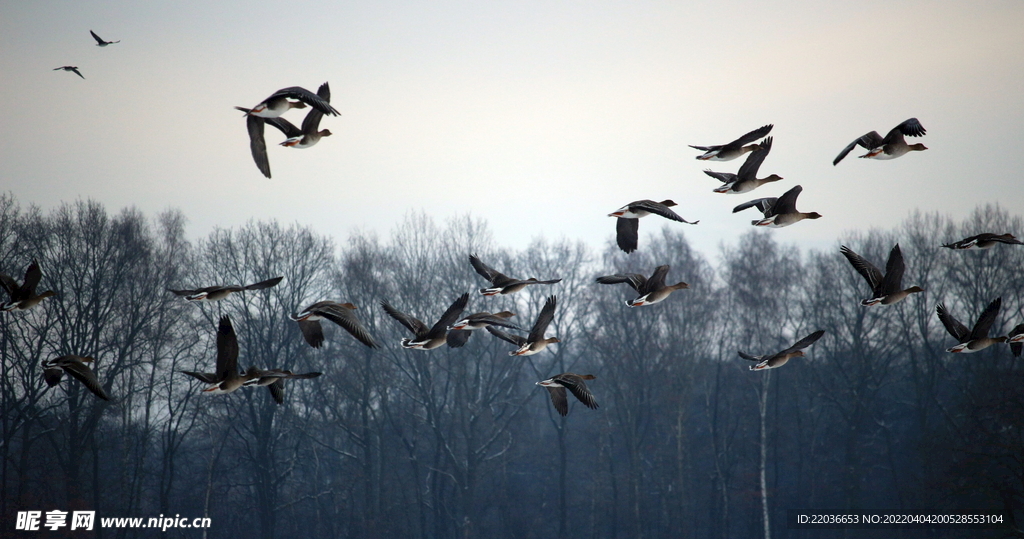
840 243 923 306
381 293 470 350
42 356 110 401
486 295 559 355
690 124 773 161
596 264 689 307
446 311 520 348
468 254 561 295
703 136 783 194
833 118 926 165
53 66 84 79
290 301 378 349
1 259 56 311
537 373 599 416
181 315 256 394
609 200 698 254
733 185 821 227
90 30 119 46
168 276 282 301
941 233 1024 250
243 368 322 404
740 330 825 370
936 297 1005 353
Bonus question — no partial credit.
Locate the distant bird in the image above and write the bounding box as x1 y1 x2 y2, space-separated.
53 66 84 79
235 85 340 120
740 330 825 371
181 315 255 394
42 355 110 401
733 185 821 227
596 264 689 307
840 244 924 306
486 295 559 356
537 373 598 416
608 200 698 254
381 293 469 350
936 297 1005 353
90 30 119 46
703 136 783 194
289 301 378 349
833 118 926 165
168 276 282 301
243 368 322 405
446 311 520 348
690 124 773 161
1008 324 1024 358
941 233 1024 250
1 259 56 311
468 254 561 295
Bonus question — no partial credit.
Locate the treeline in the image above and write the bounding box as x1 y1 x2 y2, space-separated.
1 192 1022 539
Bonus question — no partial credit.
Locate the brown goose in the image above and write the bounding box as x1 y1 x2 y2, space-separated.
181 315 256 394
740 330 825 371
840 243 923 306
486 295 559 356
596 264 689 307
243 368 322 404
937 297 1005 353
242 83 335 178
833 118 926 165
537 373 599 416
290 301 378 349
691 124 773 161
446 311 520 348
733 184 821 227
381 293 469 350
168 276 282 301
235 85 340 119
42 356 110 401
704 136 783 194
1 259 56 311
53 66 85 79
469 254 561 295
941 233 1024 250
609 200 698 254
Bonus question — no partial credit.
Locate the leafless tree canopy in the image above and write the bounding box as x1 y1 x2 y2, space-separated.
2 194 1023 538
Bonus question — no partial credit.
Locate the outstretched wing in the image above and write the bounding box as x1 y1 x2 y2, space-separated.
729 124 773 146
733 197 776 216
486 326 527 347
427 293 470 339
528 296 557 343
840 246 884 297
595 273 647 293
736 136 772 179
556 374 599 410
970 297 1002 341
936 303 970 343
778 330 826 356
880 244 906 296
381 301 429 337
833 131 884 165
615 217 640 254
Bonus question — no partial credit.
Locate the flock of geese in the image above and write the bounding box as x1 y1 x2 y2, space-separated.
38 35 1024 416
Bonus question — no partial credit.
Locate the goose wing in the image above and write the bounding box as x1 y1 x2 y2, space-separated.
936 303 970 343
733 197 776 216
834 131 884 165
969 297 1002 341
736 136 772 180
880 244 906 296
380 301 429 337
316 303 379 348
59 357 111 401
263 86 340 117
555 374 599 410
615 217 640 254
244 276 283 291
469 254 514 286
215 316 239 381
595 273 647 293
486 326 527 347
840 246 884 297
427 293 470 339
528 296 557 343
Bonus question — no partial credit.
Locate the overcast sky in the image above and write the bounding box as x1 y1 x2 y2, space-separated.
2 0 1022 262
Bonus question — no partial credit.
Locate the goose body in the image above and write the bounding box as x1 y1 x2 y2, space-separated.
833 118 926 165
53 66 84 79
168 276 282 301
733 185 821 227
469 254 561 295
181 315 257 394
691 124 773 161
42 355 110 401
486 295 559 355
537 373 598 416
942 233 1023 250
596 264 688 307
937 298 1005 353
1 259 56 311
740 330 825 371
840 244 923 306
609 200 698 254
381 293 469 350
90 30 119 46
705 136 783 194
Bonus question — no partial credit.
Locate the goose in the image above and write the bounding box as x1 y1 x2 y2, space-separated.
537 373 598 416
90 30 119 46
381 293 469 350
486 295 559 355
181 315 256 394
740 330 825 370
243 368 322 405
53 66 84 79
42 356 110 401
941 233 1024 250
733 185 821 227
833 118 926 165
290 301 378 349
596 264 689 307
1008 324 1024 358
469 254 561 295
937 298 1005 353
840 243 923 306
235 85 339 119
1 259 56 311
240 82 335 178
704 136 783 194
168 276 282 301
690 124 773 161
609 200 698 253
446 311 520 348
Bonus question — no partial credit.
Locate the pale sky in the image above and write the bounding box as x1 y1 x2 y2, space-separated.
2 0 1023 260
